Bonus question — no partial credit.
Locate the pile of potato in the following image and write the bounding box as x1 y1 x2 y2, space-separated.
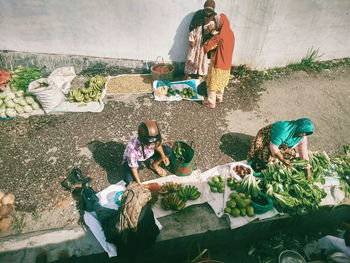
0 191 15 231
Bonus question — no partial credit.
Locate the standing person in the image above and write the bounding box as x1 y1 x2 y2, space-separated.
247 118 314 179
122 120 171 185
184 0 219 82
202 13 235 108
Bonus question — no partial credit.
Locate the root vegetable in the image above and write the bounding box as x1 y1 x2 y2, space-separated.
0 217 13 231
0 191 4 201
1 194 15 205
0 204 13 217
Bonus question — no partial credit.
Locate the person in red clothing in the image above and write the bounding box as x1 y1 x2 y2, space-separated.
202 14 235 108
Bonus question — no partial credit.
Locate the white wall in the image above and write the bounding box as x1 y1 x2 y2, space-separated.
0 0 349 69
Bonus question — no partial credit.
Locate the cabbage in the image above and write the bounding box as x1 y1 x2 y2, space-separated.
15 90 24 97
0 99 2 106
6 108 17 117
0 104 5 110
0 92 6 99
18 98 27 106
7 92 15 99
25 96 35 105
0 112 6 118
3 96 10 102
13 98 20 104
15 104 24 114
31 102 40 110
0 107 5 114
23 105 33 113
5 100 15 108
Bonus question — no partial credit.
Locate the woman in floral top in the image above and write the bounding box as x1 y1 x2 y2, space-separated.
122 120 171 185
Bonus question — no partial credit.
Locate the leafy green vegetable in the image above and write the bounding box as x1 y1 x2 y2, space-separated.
10 67 43 92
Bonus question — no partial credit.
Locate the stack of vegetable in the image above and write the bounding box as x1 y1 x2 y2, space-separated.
224 192 254 217
232 164 252 178
208 175 225 193
10 67 43 92
179 88 195 99
67 75 107 103
0 90 40 118
260 162 326 213
0 192 15 231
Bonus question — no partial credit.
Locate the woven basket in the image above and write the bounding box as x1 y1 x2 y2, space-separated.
151 56 174 81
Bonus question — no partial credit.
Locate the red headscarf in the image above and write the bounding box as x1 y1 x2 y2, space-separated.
203 14 235 70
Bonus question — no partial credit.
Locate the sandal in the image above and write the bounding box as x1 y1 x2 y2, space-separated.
150 163 167 177
202 100 215 109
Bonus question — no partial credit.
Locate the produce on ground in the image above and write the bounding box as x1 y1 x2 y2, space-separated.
10 67 43 92
224 192 254 217
232 165 251 178
0 90 40 118
0 192 15 231
161 193 186 211
330 150 350 196
106 75 152 94
179 88 195 99
226 177 239 190
236 174 261 197
155 85 168 97
178 185 201 201
67 75 106 103
260 162 326 213
166 87 178 97
208 175 225 193
158 181 182 195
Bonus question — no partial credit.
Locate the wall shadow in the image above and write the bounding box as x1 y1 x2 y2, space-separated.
168 12 194 67
87 141 126 184
219 133 254 161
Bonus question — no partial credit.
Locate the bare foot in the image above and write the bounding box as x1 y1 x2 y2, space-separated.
150 163 167 177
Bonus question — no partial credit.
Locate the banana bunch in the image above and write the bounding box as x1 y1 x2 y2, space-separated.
89 75 107 92
158 181 182 195
67 75 107 103
178 185 201 201
161 193 186 211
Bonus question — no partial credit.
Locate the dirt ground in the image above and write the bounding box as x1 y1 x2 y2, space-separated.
0 65 349 237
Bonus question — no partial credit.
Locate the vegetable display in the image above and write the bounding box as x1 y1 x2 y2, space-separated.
0 91 40 118
179 88 195 99
158 181 182 195
232 165 251 178
10 67 43 92
67 75 106 103
224 192 254 217
208 175 225 193
178 185 201 201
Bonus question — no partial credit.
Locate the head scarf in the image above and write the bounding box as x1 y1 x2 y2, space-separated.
189 0 216 32
203 14 235 70
270 118 314 147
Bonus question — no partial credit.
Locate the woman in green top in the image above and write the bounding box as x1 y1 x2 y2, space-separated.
247 118 314 178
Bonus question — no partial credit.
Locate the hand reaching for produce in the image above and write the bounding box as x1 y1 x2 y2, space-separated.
162 156 170 166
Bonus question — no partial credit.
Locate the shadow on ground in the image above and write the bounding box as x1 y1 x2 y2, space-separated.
219 133 253 161
87 141 125 184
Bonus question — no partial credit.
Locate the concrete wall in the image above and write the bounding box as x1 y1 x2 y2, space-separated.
0 0 349 69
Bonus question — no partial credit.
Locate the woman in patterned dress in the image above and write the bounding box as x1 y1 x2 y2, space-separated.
247 118 314 178
202 13 235 108
184 0 219 82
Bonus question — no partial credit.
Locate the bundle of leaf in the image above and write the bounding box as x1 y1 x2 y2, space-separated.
224 192 254 217
161 193 186 211
178 185 201 201
236 174 261 197
67 75 107 103
208 175 225 193
10 67 43 92
261 163 326 213
158 182 182 195
0 90 40 118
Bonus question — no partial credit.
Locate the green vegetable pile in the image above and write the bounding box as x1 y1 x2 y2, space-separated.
260 162 326 213
10 67 43 92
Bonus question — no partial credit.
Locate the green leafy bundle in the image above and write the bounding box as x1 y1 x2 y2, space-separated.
10 67 43 92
